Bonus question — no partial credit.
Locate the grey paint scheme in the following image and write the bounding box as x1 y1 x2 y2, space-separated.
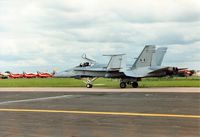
54 45 178 87
151 47 167 66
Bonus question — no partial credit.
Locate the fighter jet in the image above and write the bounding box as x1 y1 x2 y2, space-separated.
54 45 179 88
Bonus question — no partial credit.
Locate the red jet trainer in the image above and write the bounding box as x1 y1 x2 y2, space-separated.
23 73 37 78
178 69 194 77
37 72 53 78
9 73 24 79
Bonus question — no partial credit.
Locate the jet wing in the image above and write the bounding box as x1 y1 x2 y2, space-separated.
123 71 146 78
123 67 154 78
103 54 126 71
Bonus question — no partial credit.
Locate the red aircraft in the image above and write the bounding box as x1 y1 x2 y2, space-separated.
23 72 37 78
178 69 194 77
37 72 53 78
9 73 24 79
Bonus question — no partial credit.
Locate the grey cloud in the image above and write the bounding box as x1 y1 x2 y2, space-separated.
164 42 200 63
0 0 200 72
45 3 79 13
115 11 200 23
0 55 27 62
148 33 200 45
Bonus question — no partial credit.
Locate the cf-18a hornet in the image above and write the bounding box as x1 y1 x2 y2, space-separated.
54 45 179 88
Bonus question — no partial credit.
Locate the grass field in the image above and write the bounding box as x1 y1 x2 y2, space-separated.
0 77 199 88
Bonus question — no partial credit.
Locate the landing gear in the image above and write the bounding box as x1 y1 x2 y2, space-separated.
120 82 127 88
120 79 139 88
86 83 93 88
132 82 138 88
84 77 98 88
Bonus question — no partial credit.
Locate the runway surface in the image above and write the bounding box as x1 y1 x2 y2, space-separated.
0 88 199 137
0 87 200 92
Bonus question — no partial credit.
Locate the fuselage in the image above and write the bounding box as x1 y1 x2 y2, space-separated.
54 63 111 78
53 63 171 79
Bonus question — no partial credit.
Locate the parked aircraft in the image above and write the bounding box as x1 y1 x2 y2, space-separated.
54 45 179 88
1 71 54 79
0 72 8 79
23 72 37 78
177 69 195 77
37 72 53 78
9 73 24 79
0 71 23 79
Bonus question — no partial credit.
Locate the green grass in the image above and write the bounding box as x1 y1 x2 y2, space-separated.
0 77 199 88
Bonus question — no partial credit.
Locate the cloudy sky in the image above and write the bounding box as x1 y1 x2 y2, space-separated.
0 0 200 72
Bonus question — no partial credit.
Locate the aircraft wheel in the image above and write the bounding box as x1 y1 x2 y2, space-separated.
132 82 138 88
120 82 126 88
86 84 93 88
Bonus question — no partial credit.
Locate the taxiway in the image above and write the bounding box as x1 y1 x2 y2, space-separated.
0 88 199 137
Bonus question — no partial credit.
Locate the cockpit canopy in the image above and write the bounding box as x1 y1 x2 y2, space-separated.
79 62 91 67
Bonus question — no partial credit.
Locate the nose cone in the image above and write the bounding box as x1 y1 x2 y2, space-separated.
53 72 64 78
53 69 73 78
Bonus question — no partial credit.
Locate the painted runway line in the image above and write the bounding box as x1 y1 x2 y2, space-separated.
0 108 199 119
0 95 82 105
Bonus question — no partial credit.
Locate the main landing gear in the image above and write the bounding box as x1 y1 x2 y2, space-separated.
120 81 138 88
131 82 138 88
84 77 139 88
120 79 139 88
120 82 127 88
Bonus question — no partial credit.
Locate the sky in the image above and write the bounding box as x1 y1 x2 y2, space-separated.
0 0 200 72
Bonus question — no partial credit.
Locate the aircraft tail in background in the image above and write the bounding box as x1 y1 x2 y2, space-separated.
151 47 167 66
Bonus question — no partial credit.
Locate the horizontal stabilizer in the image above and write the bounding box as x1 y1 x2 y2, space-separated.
148 66 178 76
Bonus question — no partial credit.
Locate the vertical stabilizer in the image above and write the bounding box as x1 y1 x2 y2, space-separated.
104 54 126 71
131 45 156 69
151 47 167 66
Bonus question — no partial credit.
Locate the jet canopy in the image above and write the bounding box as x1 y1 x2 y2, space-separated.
79 62 91 67
78 54 96 67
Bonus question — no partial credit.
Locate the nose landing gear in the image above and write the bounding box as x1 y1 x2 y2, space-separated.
86 83 93 88
84 77 98 88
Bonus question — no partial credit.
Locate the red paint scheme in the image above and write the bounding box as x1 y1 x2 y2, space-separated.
4 72 53 79
23 73 37 78
37 72 53 78
178 69 194 77
9 74 24 79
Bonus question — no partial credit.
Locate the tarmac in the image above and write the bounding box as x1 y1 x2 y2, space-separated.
0 88 199 137
0 87 199 92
